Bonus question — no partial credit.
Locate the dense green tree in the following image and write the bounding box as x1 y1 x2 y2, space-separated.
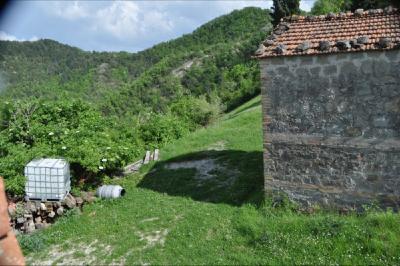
271 0 300 25
349 0 400 9
311 0 352 14
311 0 399 14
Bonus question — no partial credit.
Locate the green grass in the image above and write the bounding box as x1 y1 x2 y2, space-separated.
22 96 400 265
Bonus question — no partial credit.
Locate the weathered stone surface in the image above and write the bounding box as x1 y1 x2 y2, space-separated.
340 61 358 76
296 41 311 52
9 193 89 234
8 206 16 217
310 67 321 76
275 44 287 54
267 34 277 41
300 56 314 65
384 6 395 14
35 222 46 230
357 36 369 44
75 197 84 206
355 9 364 16
26 202 37 213
323 65 337 75
23 213 33 219
63 194 76 209
336 40 351 50
46 203 53 213
326 12 336 20
357 86 372 96
373 60 390 77
263 39 274 47
373 117 389 128
319 41 330 51
316 55 330 64
278 22 290 31
255 44 264 56
56 207 64 216
81 191 96 203
350 39 364 49
345 127 362 137
260 49 400 208
360 60 373 74
25 221 35 233
305 15 316 21
378 37 391 48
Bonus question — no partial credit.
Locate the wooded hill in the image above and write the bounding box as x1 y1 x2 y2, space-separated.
0 7 271 114
0 7 272 195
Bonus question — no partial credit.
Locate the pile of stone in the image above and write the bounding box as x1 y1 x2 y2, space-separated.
7 192 96 234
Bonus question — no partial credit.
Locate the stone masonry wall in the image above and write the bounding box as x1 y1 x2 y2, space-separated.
260 49 400 208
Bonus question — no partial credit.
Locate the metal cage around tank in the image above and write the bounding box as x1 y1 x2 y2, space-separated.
24 158 71 201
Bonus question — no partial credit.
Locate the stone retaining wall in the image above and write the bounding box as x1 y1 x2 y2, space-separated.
260 49 400 208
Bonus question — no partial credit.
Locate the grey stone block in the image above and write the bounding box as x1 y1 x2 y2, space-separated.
323 65 337 75
373 117 389 128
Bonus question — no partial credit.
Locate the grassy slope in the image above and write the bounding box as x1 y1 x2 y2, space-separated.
23 96 400 265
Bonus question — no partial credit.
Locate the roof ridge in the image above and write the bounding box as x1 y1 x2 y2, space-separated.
281 6 398 23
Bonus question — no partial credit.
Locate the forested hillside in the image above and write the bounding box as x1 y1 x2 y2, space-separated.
0 7 272 195
0 7 270 114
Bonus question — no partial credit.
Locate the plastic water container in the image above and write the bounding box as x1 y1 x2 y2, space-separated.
96 185 125 199
24 158 70 201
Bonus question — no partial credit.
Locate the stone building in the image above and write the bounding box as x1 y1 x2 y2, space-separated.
256 7 400 208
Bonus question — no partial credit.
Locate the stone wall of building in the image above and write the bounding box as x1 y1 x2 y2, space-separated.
260 49 400 208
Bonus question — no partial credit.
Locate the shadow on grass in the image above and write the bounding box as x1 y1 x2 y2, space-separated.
138 150 264 207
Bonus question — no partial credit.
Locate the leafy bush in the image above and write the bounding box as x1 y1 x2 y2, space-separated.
0 96 220 195
139 113 190 149
0 100 141 194
170 96 222 129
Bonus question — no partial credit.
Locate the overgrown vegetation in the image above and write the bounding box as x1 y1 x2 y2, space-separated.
0 100 142 193
23 97 400 265
0 7 271 195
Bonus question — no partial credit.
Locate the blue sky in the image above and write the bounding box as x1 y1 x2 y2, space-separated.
0 1 315 52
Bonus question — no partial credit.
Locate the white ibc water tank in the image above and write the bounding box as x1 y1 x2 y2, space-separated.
24 158 70 201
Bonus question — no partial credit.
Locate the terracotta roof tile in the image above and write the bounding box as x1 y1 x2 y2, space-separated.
255 7 400 58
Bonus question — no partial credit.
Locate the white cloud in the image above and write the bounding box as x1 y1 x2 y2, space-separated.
0 31 38 42
46 1 175 41
52 1 88 20
94 1 141 39
0 31 20 41
93 2 175 40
